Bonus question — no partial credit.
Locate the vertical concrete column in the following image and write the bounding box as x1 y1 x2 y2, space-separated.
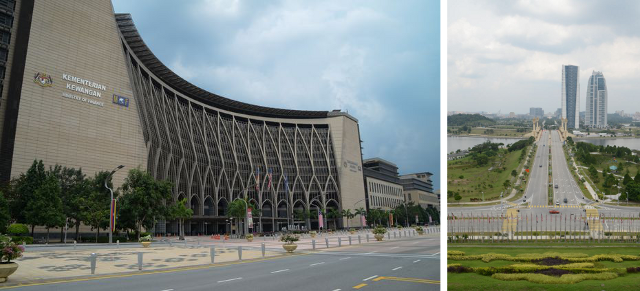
137 252 143 270
210 246 215 263
90 253 97 274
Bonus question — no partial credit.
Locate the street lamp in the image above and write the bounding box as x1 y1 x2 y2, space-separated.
105 165 124 244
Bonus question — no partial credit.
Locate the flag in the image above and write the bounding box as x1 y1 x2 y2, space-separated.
429 215 432 223
256 168 260 191
111 199 117 231
268 168 272 189
319 212 324 229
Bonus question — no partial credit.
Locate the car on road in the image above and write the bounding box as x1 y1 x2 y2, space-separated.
563 198 568 203
556 200 559 205
539 164 542 167
549 210 560 214
554 184 558 189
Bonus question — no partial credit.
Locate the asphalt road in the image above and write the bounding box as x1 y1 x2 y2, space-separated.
6 236 439 291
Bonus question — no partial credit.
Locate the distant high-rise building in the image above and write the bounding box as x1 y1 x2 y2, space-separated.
555 108 562 118
562 65 580 128
509 112 515 118
586 71 608 128
530 107 544 117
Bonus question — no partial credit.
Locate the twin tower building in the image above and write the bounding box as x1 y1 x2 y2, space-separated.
561 65 608 129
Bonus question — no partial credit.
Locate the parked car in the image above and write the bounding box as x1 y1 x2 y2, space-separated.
563 198 568 203
554 184 558 189
556 200 559 205
549 210 560 214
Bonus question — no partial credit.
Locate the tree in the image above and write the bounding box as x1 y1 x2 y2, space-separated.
118 168 173 240
84 171 115 242
503 180 511 191
342 209 354 228
634 172 640 184
623 173 633 185
588 166 598 180
50 165 89 241
327 208 342 230
167 198 193 240
0 192 10 234
454 193 462 203
511 170 517 177
12 160 47 234
227 198 258 235
25 174 65 243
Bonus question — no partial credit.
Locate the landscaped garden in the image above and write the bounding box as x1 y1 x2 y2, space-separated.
448 247 640 290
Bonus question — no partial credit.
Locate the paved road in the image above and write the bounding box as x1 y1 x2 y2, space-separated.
5 236 438 291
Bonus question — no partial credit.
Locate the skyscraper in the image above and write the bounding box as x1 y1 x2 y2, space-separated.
585 71 608 128
562 65 580 128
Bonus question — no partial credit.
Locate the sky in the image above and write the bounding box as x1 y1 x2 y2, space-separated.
449 0 640 115
111 0 440 189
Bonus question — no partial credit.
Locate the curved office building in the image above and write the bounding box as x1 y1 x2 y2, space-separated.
585 71 607 128
0 0 366 234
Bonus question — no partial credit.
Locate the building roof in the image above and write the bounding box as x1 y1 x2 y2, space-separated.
115 13 329 119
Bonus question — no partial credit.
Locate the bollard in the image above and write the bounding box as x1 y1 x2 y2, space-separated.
338 237 342 247
325 238 329 248
90 253 97 274
74 240 77 250
117 240 120 249
394 232 397 239
137 252 143 270
312 239 316 250
358 235 361 244
366 234 369 242
238 246 242 260
387 232 391 240
169 240 173 247
262 243 265 257
404 230 407 237
184 239 187 248
349 236 352 245
197 238 200 247
210 246 215 263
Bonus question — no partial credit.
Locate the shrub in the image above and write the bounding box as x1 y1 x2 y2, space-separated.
372 227 387 235
533 257 570 266
10 236 34 244
448 265 473 273
447 250 465 256
0 235 24 262
139 234 152 242
491 272 618 284
246 234 254 239
7 224 29 236
280 233 300 244
627 267 640 273
534 268 571 277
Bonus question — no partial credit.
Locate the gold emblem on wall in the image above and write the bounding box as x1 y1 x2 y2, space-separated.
33 72 53 87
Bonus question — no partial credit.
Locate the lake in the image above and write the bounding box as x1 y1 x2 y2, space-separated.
447 136 523 153
577 138 640 151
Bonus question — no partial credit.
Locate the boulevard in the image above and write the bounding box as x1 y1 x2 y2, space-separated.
2 233 439 291
448 130 640 237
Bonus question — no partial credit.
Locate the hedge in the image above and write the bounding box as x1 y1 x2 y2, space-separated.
11 236 34 244
491 272 619 284
471 265 624 276
448 252 640 263
447 250 466 256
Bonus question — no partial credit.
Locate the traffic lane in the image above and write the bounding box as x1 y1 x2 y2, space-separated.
316 236 440 255
360 259 439 291
176 253 439 291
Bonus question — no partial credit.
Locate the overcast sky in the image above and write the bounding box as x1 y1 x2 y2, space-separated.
449 0 640 115
112 0 440 189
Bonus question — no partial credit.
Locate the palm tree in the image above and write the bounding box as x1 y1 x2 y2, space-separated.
342 209 354 229
328 208 342 230
355 207 366 228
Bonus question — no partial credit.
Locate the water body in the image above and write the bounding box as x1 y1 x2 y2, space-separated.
577 138 640 151
447 136 523 153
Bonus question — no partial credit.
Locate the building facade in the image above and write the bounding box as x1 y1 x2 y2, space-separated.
400 172 439 210
585 71 608 128
363 158 404 211
562 65 580 129
0 0 366 235
529 107 544 117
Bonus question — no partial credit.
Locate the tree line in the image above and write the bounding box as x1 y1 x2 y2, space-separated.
0 160 192 242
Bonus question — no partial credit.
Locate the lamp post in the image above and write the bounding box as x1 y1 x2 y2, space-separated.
105 165 124 244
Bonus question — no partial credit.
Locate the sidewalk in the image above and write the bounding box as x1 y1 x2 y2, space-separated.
7 227 437 286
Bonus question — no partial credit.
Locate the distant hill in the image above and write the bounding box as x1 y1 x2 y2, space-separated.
448 114 496 127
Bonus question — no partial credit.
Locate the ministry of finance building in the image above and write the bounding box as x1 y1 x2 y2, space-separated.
0 0 366 234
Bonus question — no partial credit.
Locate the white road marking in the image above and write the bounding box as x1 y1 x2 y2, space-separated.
332 289 342 291
363 275 378 281
161 289 174 291
270 269 289 273
413 259 421 263
218 277 242 283
363 251 377 255
390 246 399 249
339 257 351 260
392 266 402 271
310 262 325 266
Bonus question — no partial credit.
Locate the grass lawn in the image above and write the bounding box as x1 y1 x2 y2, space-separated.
448 246 640 291
448 148 525 203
